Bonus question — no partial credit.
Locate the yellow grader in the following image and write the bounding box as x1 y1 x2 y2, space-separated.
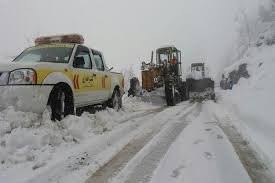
140 46 188 106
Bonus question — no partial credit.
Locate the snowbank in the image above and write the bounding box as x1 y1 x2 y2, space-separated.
0 97 157 183
217 1 275 172
219 44 275 171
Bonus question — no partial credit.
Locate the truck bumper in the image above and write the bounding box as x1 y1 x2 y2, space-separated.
0 85 53 113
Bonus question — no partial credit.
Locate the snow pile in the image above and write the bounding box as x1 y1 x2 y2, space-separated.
218 45 275 168
0 107 95 168
0 96 156 182
139 87 166 105
219 1 275 171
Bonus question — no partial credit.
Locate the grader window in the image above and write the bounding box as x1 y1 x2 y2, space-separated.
159 53 169 64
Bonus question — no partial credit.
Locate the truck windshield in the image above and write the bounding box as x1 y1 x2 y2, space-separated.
14 44 74 63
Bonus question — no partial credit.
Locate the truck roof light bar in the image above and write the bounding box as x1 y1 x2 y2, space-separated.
35 34 84 45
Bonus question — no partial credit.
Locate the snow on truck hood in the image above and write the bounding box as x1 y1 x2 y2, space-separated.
0 62 69 72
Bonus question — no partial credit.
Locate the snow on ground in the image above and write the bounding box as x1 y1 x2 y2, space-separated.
110 103 198 183
150 103 252 183
140 87 166 105
217 44 275 171
0 96 159 183
0 91 271 183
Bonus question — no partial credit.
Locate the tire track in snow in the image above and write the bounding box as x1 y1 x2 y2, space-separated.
26 107 167 183
219 123 275 183
211 113 275 183
85 103 195 183
107 103 201 183
117 107 166 124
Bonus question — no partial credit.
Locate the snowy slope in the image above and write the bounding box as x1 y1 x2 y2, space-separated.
216 0 275 172
219 19 275 176
219 45 275 170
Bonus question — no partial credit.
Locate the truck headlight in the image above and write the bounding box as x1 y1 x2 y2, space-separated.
8 69 37 85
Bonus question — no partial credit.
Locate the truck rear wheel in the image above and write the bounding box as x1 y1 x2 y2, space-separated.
108 89 122 110
48 85 74 121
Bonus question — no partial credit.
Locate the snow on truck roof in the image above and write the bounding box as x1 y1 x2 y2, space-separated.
35 34 84 45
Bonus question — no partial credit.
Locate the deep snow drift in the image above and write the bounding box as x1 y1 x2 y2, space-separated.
217 0 275 172
219 45 275 171
0 97 159 183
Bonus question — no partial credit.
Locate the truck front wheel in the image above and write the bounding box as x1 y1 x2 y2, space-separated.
48 85 74 121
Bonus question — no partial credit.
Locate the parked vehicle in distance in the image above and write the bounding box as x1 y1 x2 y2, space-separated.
0 34 124 120
186 63 215 101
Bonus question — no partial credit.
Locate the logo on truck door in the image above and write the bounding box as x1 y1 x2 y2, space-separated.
82 74 96 88
73 73 97 90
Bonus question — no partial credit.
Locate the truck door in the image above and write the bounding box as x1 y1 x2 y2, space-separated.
72 45 99 106
92 50 112 101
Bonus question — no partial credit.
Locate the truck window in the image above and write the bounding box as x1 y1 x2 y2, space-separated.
94 54 105 71
14 44 74 63
73 46 92 69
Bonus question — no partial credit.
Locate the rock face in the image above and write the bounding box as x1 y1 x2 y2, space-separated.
220 63 250 90
256 31 275 47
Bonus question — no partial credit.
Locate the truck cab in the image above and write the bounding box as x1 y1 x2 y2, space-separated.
0 34 124 120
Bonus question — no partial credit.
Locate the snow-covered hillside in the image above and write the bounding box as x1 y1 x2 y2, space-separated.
219 0 275 171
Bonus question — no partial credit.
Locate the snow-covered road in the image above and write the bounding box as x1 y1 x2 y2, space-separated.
86 100 274 183
0 97 274 183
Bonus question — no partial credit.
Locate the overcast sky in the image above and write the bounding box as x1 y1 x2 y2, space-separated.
0 0 259 77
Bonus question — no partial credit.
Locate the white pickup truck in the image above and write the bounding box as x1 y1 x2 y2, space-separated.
0 34 124 120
